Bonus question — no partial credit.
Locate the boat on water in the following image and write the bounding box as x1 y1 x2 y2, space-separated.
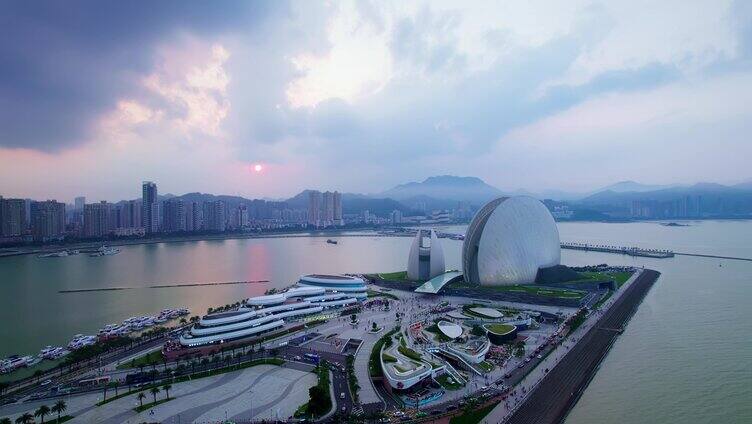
89 246 121 257
326 239 338 244
2 305 191 374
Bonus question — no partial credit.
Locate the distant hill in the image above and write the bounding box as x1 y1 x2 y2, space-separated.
380 175 504 206
286 190 410 216
579 183 752 215
593 180 677 193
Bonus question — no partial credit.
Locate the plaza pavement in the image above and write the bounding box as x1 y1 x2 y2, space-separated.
1 363 316 424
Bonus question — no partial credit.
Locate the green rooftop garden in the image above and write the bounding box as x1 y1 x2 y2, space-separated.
485 324 515 334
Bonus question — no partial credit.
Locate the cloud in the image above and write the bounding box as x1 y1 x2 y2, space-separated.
0 0 280 150
1 0 751 200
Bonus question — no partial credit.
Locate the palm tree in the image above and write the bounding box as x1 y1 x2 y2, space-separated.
137 392 146 407
34 405 51 423
162 384 172 399
1 418 12 424
51 400 67 423
15 413 33 424
150 386 160 404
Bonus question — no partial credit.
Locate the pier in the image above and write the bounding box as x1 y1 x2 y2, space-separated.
504 269 661 424
561 242 674 258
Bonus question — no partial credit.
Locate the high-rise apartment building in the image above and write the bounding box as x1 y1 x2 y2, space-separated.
323 191 335 225
333 191 343 226
30 200 66 240
142 181 158 234
308 191 322 228
83 201 110 238
203 200 226 231
0 198 27 237
185 201 200 232
74 196 85 211
162 199 186 232
118 200 139 228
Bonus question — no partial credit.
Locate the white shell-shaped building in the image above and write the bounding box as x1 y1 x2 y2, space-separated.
462 196 560 285
407 229 445 281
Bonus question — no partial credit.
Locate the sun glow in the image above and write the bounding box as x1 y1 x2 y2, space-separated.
254 164 263 173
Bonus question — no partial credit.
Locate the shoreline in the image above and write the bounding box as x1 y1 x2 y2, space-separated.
0 229 391 258
504 269 661 424
2 218 750 259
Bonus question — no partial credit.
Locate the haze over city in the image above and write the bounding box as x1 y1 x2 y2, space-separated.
2 1 752 201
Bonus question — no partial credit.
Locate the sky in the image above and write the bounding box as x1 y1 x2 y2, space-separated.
1 0 751 202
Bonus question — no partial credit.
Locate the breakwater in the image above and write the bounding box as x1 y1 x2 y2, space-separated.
561 242 674 258
59 280 270 293
505 269 661 424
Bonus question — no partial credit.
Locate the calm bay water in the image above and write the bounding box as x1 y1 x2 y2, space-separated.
1 221 750 422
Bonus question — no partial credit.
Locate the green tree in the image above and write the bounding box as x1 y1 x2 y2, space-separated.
34 405 50 423
15 413 33 424
162 384 172 400
150 386 160 403
51 400 67 422
0 381 9 396
137 392 146 407
1 417 12 424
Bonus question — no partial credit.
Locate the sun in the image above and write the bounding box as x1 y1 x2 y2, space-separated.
253 164 263 173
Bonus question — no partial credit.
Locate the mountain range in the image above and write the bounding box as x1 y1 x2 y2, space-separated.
119 176 752 217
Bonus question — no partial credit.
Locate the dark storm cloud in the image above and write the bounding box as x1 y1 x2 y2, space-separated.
0 0 283 150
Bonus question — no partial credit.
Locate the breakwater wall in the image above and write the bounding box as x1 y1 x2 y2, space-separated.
505 269 661 424
59 280 270 293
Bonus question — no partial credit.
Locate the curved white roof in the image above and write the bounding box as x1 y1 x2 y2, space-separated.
297 282 366 293
470 307 503 318
437 320 463 339
463 196 560 286
247 293 286 306
180 320 284 346
285 286 326 297
200 309 258 327
299 274 365 285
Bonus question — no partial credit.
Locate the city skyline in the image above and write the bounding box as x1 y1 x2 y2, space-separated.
1 1 751 201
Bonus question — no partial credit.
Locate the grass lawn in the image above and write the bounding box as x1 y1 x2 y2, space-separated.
117 350 165 370
370 327 400 377
485 324 515 334
366 289 399 300
382 353 397 363
477 361 494 373
449 402 499 424
376 271 415 282
435 374 463 390
48 416 74 424
397 345 422 361
455 283 586 299
294 402 308 418
570 271 633 288
133 397 174 413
